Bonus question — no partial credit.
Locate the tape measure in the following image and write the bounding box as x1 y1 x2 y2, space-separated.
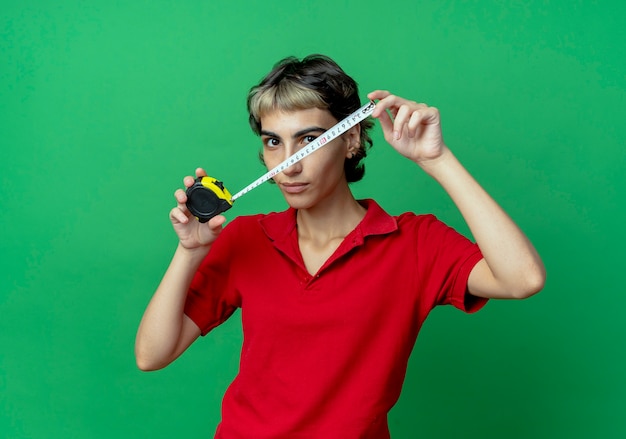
185 176 234 222
186 100 376 222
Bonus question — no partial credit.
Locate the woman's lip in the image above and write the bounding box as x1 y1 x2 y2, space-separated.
280 183 308 194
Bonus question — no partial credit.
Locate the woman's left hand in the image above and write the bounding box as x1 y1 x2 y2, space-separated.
368 90 447 164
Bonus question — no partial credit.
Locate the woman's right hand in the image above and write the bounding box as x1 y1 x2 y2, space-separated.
170 167 227 252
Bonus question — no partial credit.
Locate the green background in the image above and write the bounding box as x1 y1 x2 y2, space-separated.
2 1 624 437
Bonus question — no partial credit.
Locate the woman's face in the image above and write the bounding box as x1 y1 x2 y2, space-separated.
259 107 359 210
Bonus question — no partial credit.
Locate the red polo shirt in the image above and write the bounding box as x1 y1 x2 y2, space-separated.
185 199 486 438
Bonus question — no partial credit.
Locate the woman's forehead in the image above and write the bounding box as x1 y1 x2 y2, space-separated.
260 107 337 132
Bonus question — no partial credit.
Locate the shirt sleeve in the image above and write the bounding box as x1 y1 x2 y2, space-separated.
413 214 487 314
184 218 242 336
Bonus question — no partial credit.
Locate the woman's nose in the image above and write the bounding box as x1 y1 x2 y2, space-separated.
280 144 303 176
282 157 302 176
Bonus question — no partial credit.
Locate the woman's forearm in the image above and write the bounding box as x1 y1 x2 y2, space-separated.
420 148 546 299
134 243 206 370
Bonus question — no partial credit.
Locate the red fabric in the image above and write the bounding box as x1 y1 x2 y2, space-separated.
185 199 486 438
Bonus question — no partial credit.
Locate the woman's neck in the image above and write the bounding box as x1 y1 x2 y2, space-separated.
296 191 366 244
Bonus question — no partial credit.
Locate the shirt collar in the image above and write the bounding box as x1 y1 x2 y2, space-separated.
258 199 398 242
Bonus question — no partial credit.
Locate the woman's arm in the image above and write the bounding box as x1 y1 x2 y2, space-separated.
135 169 226 370
418 149 545 299
135 244 204 371
369 91 546 299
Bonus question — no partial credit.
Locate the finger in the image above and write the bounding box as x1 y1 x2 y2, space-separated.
367 89 391 103
369 91 398 118
372 96 397 119
392 104 413 140
421 106 441 125
174 188 188 205
407 111 423 138
208 215 227 230
183 175 197 188
170 206 190 224
373 106 395 142
195 167 207 178
372 94 416 122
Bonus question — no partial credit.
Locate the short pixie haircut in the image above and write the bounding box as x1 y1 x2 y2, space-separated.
247 54 374 183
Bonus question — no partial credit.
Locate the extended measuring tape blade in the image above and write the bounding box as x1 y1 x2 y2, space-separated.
231 100 376 200
186 100 376 222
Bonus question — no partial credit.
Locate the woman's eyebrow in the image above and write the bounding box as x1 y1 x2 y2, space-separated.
293 127 328 138
260 129 280 139
260 127 329 139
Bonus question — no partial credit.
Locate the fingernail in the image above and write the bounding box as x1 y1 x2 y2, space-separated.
394 131 400 140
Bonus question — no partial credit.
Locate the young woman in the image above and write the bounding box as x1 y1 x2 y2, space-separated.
135 54 546 438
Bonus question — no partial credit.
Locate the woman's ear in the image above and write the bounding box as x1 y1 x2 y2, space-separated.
344 124 361 158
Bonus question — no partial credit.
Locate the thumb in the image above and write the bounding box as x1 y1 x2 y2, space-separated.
207 215 227 233
374 107 395 140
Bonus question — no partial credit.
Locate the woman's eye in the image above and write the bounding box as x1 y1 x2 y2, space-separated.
264 138 280 148
302 135 317 144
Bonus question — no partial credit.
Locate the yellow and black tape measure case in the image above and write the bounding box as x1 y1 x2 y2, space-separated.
185 176 233 222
